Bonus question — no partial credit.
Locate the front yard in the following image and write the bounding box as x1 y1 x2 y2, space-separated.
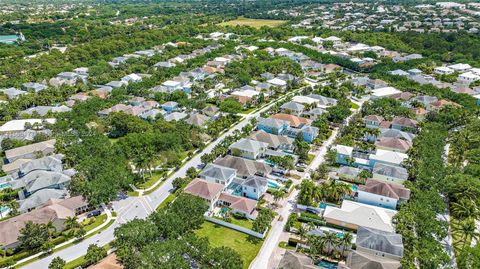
195 221 263 269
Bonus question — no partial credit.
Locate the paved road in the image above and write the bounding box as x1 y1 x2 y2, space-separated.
249 100 363 269
249 127 339 269
20 88 302 268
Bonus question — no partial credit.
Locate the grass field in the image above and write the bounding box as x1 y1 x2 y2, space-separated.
195 222 263 269
219 17 286 28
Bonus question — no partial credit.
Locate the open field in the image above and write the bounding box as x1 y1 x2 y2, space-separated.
218 17 286 28
195 221 262 269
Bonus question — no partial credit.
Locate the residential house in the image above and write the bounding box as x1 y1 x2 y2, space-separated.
390 117 418 131
217 193 258 220
298 125 320 143
0 119 56 136
280 101 305 115
356 226 404 261
0 88 27 100
139 109 165 120
161 80 183 93
105 81 126 89
267 78 288 90
18 188 67 213
336 166 361 182
161 101 178 112
376 129 415 143
20 105 72 117
249 130 294 152
239 175 268 200
199 163 236 186
370 87 402 99
214 156 272 178
229 138 268 160
164 112 188 122
338 250 401 269
230 89 261 105
323 200 397 232
0 196 88 249
185 113 210 128
357 179 411 209
121 74 142 84
202 105 220 117
4 139 56 163
278 251 317 269
256 118 290 135
307 94 338 108
364 115 385 129
303 108 326 120
183 178 224 211
22 82 48 93
375 137 412 153
372 163 409 186
369 149 408 168
270 114 312 128
434 66 454 75
14 170 72 199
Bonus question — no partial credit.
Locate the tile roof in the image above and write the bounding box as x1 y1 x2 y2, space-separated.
218 193 257 214
358 179 411 200
249 130 294 149
341 250 401 269
375 137 412 151
270 113 312 128
183 178 224 200
4 139 56 161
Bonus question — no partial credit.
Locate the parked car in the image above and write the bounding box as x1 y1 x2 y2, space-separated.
87 210 101 218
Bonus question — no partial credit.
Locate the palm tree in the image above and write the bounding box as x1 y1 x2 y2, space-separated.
272 189 284 204
451 198 479 220
65 216 79 230
323 232 340 256
7 201 18 216
298 225 311 242
44 221 57 239
340 232 353 257
308 235 326 257
452 218 480 250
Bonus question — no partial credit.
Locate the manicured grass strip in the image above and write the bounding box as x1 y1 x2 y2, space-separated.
195 222 262 269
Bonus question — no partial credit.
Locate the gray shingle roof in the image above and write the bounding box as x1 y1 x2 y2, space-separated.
229 138 268 153
356 226 404 258
242 175 268 189
19 188 67 213
372 163 408 180
281 101 305 112
214 156 272 178
199 163 236 182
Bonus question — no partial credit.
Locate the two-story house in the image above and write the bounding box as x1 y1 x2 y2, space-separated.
229 138 268 160
199 164 236 186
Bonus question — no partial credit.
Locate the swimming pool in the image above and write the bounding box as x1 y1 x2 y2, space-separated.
351 185 358 192
318 260 338 269
267 179 283 189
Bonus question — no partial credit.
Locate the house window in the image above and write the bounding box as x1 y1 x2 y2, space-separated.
254 189 256 192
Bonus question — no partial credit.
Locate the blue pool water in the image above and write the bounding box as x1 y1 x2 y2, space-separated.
318 260 338 269
0 206 10 213
351 185 358 192
267 179 281 188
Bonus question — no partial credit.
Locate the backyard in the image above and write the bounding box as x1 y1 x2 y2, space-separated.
218 17 287 28
195 221 263 269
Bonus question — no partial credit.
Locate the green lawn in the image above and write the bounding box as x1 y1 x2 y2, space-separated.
218 17 286 28
156 193 176 210
350 102 360 109
229 216 254 230
195 222 262 269
136 171 167 189
306 153 315 165
82 214 107 232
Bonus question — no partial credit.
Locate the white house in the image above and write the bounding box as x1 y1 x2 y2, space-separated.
449 63 472 72
458 72 480 83
370 87 402 99
357 180 411 210
434 66 454 75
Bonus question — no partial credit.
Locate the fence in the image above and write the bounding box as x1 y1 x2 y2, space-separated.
204 215 266 239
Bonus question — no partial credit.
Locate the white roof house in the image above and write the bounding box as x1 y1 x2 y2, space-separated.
231 89 261 98
323 200 397 232
292 96 319 105
288 36 309 42
371 87 402 99
449 63 472 72
121 73 142 84
458 72 480 82
267 78 287 87
434 66 454 75
369 149 408 167
0 119 56 133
